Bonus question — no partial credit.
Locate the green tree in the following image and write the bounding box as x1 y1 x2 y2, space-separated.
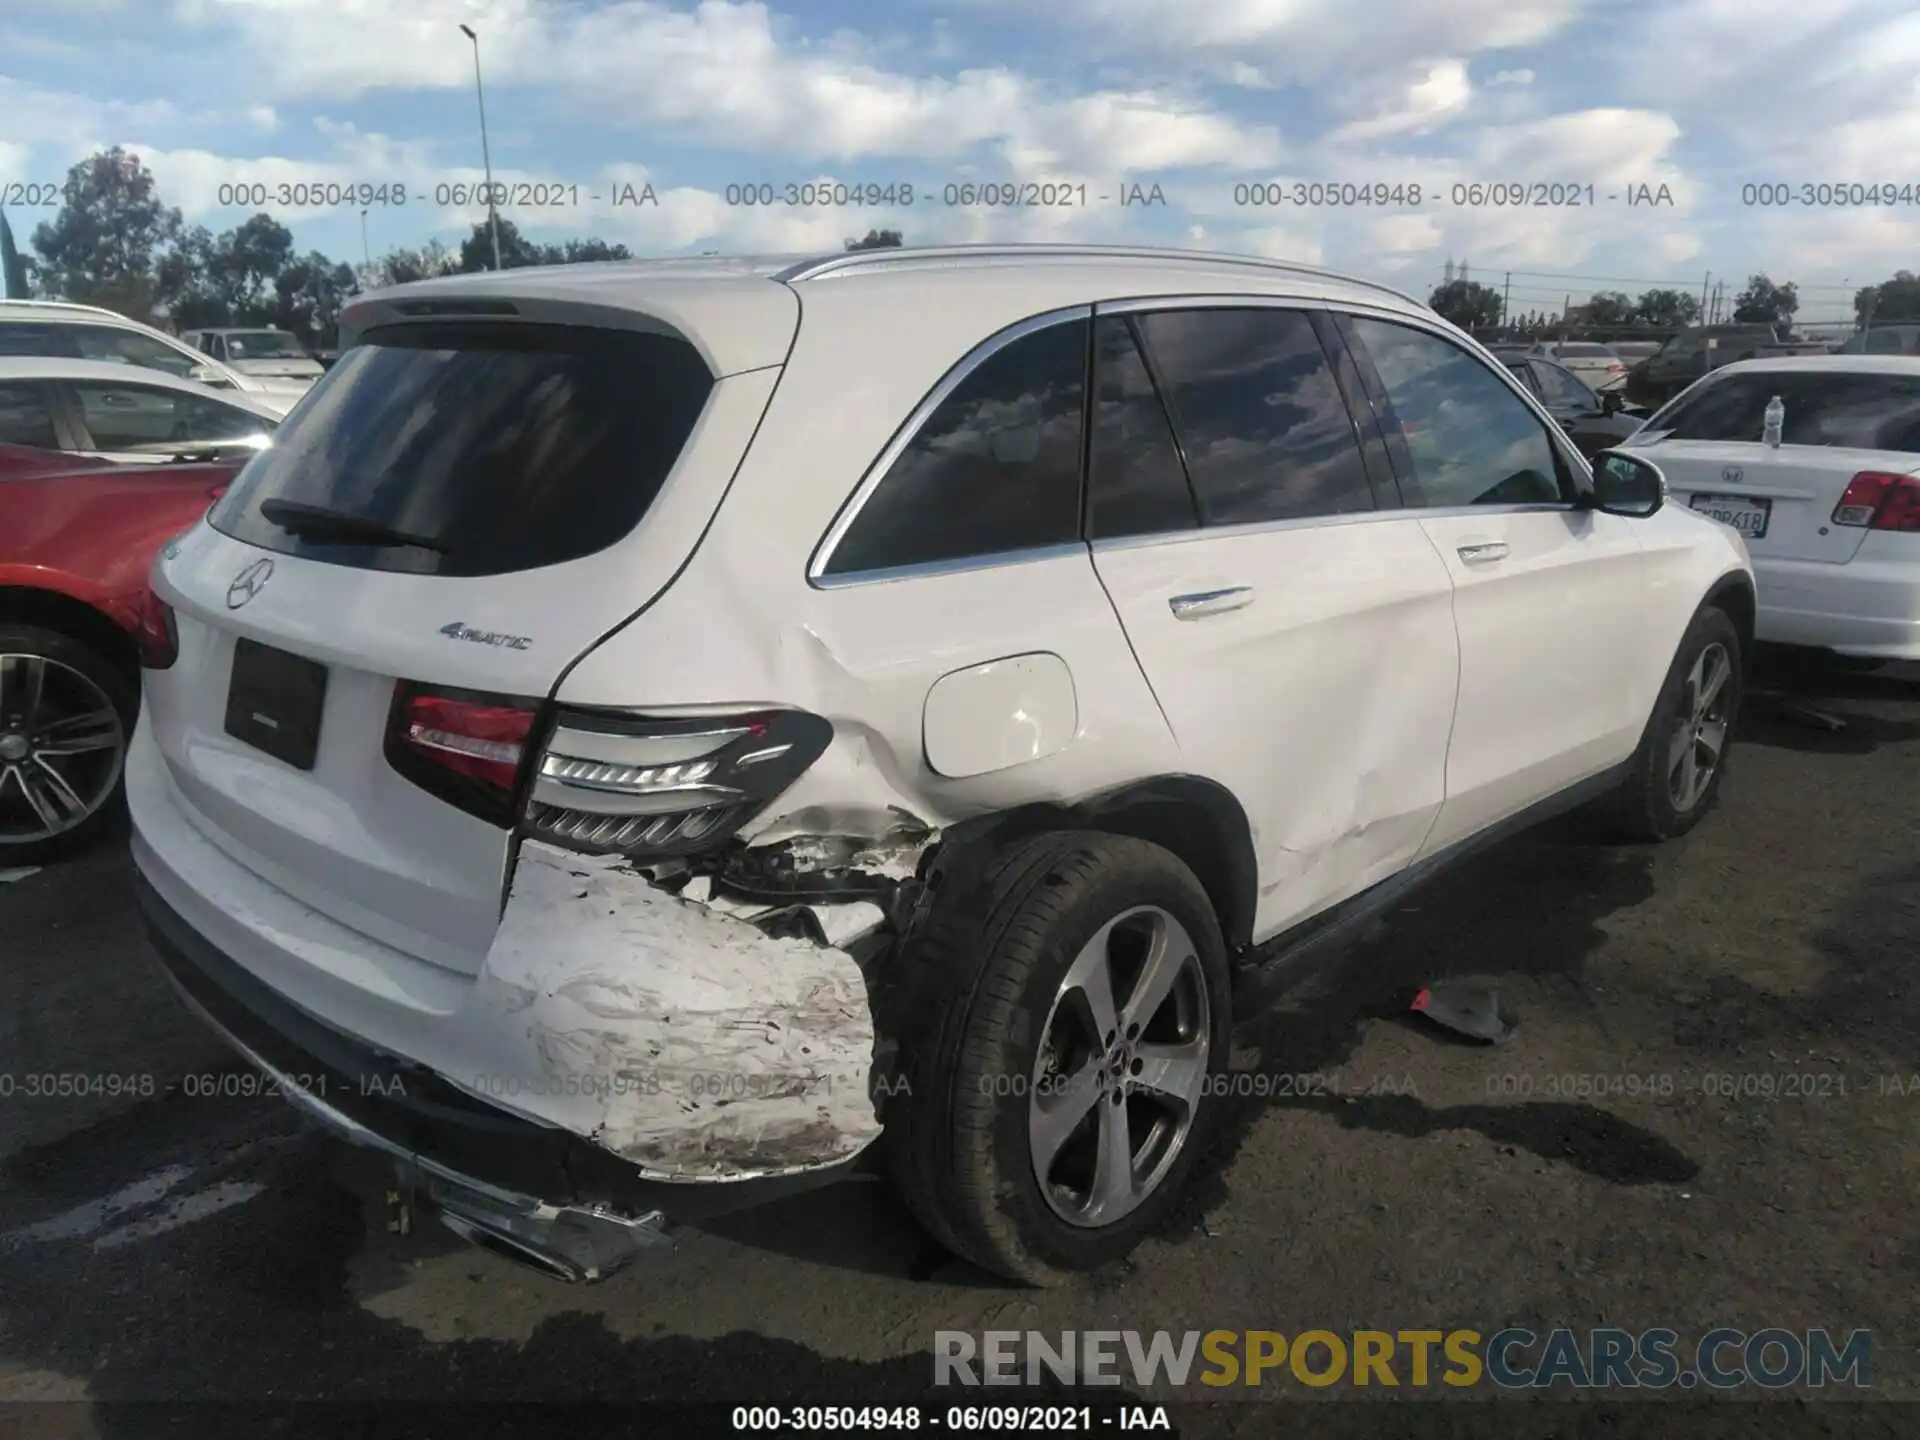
365 240 459 288
846 228 903 251
551 237 632 263
1428 278 1503 329
458 215 546 271
153 223 224 328
212 213 296 319
30 147 184 320
1855 270 1920 325
1586 291 1636 326
1635 288 1700 328
1731 272 1799 325
271 253 359 347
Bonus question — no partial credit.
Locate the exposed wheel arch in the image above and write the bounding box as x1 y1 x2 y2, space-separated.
0 585 138 687
936 775 1259 952
1704 571 1756 655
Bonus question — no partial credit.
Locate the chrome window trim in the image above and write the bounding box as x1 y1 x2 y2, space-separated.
1088 501 1576 554
806 304 1094 586
811 542 1090 590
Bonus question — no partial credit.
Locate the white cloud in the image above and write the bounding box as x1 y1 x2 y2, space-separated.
0 78 177 153
991 0 1581 80
171 0 1282 176
1490 68 1535 86
1615 0 1920 161
1333 60 1472 141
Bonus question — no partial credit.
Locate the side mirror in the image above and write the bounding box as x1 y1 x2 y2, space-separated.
1600 389 1625 415
1585 450 1665 518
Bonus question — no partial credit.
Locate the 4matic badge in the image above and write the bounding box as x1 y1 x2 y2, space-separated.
439 621 532 651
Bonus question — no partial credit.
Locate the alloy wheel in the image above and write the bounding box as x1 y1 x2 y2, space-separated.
0 654 127 846
1029 905 1211 1229
1668 640 1732 812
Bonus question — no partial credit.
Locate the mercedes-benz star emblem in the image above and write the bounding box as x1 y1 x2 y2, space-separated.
226 558 275 609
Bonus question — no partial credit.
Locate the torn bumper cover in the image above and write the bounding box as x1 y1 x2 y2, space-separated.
480 840 888 1179
134 836 919 1278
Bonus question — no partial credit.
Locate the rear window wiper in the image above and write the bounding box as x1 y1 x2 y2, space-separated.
258 499 450 552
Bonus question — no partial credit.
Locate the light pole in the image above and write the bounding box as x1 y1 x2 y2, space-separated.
458 22 503 271
360 207 371 268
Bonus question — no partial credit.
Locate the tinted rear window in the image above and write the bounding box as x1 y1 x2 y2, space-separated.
1553 343 1614 357
209 322 714 576
1644 370 1920 453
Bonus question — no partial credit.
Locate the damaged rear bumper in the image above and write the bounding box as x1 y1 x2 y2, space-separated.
136 870 877 1276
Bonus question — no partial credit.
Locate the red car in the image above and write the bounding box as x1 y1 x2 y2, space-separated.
0 447 245 862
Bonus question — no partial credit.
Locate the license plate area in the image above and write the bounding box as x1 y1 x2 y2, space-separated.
224 638 328 770
1688 492 1771 540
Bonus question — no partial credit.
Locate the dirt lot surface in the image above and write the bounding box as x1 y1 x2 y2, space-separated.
2 657 1916 1438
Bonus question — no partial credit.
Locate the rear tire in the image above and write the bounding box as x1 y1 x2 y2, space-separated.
885 831 1231 1285
1595 605 1742 843
0 624 136 866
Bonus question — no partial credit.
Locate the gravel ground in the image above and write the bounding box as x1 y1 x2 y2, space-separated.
1 656 1916 1438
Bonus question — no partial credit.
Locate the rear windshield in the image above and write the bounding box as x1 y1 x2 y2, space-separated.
209 322 714 576
1642 370 1920 453
1553 343 1614 357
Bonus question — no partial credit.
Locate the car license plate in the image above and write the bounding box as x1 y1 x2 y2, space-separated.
224 638 328 770
1688 493 1771 539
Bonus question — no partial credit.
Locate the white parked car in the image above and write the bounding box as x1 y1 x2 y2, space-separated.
1527 340 1630 391
128 245 1755 1285
0 301 311 417
0 357 279 464
180 327 325 388
1622 355 1920 660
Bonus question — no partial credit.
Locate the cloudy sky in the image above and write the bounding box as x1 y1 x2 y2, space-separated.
3 0 1917 320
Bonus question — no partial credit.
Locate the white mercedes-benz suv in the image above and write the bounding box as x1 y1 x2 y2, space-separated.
127 245 1755 1285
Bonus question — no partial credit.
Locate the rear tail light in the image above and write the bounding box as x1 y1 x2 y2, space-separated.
1831 472 1920 531
385 684 538 825
525 708 834 861
384 684 835 857
135 586 178 669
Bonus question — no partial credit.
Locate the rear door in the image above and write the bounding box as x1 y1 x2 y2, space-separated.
1627 367 1920 564
1086 302 1459 939
144 311 788 976
1335 311 1650 853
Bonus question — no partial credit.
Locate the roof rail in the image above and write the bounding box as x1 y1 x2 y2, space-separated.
0 297 128 320
772 244 1426 309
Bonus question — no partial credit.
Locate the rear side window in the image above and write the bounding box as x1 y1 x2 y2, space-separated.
1645 370 1920 452
70 326 200 379
66 382 272 451
0 323 84 359
210 322 714 577
822 318 1087 576
0 382 58 448
1088 315 1198 540
1134 307 1374 526
1344 316 1565 508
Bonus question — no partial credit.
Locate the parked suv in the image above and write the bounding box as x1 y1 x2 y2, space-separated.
128 245 1756 1285
0 301 310 417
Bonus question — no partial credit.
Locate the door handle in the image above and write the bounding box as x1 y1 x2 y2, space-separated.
1169 586 1254 620
1456 542 1509 563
